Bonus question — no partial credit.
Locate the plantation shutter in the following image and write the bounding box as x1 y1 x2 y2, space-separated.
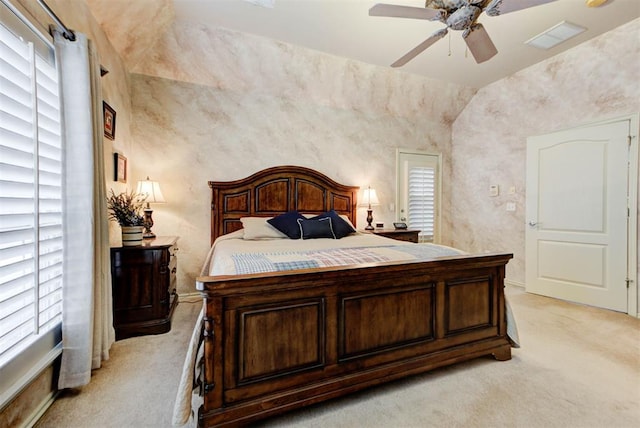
397 150 440 243
0 12 63 369
408 166 436 242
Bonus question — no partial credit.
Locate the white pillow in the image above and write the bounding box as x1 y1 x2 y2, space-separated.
240 217 287 240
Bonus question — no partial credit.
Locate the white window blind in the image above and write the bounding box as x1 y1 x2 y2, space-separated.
408 166 436 242
0 13 63 370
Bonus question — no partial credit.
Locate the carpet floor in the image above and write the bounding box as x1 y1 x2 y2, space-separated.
36 287 640 428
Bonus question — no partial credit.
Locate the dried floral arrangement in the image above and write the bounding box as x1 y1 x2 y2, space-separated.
107 189 146 226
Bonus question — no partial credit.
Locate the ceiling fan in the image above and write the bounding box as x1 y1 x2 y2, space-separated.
369 0 557 66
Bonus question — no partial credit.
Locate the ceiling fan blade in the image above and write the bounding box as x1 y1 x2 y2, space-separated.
484 0 557 16
391 28 448 68
463 24 498 64
369 3 443 20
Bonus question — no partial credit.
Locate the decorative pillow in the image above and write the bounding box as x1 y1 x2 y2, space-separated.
339 214 357 231
309 210 356 239
297 217 336 240
267 211 306 239
240 217 287 240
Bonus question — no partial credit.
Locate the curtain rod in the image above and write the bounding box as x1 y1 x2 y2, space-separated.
36 0 75 41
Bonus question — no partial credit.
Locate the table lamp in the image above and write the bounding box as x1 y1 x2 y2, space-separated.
360 186 380 230
136 177 166 238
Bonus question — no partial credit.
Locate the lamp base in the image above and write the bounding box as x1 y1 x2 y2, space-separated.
365 209 374 230
143 208 155 239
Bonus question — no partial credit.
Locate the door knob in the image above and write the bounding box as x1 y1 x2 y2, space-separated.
528 221 538 227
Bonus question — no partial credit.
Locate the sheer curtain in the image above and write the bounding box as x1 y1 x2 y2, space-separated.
54 31 114 389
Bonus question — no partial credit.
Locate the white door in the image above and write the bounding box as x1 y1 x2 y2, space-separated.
526 120 630 312
396 150 441 243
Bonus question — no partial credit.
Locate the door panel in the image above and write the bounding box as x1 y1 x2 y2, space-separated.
538 142 606 232
537 241 605 287
526 120 629 312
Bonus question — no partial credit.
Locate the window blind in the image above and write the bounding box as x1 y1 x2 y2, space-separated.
0 17 63 369
407 166 435 243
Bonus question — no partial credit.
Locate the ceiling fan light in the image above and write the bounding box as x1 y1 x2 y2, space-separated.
463 24 498 63
585 0 609 7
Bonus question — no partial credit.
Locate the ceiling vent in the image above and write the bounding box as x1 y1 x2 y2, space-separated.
525 21 587 50
244 0 275 8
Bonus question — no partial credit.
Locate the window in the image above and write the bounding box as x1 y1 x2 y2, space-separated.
0 0 63 401
396 150 440 243
407 165 436 241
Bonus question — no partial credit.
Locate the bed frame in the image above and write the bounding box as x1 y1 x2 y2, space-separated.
196 165 512 427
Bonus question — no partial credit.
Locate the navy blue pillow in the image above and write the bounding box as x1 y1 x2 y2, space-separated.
297 217 336 240
267 211 306 239
310 210 355 239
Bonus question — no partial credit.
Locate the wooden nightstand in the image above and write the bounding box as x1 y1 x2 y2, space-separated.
369 229 421 243
110 236 179 340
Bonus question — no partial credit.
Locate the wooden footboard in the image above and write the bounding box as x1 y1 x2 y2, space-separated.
196 252 513 427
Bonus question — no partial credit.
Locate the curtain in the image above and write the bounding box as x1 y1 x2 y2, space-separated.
88 37 115 371
55 31 115 389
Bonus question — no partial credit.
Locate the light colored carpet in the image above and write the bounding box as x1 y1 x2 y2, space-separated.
36 287 640 428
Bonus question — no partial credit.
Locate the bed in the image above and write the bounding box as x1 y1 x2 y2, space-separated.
180 165 515 427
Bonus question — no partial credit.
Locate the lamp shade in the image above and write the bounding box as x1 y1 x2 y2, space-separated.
136 177 166 204
360 187 380 208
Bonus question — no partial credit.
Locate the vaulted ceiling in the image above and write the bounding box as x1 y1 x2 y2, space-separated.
85 0 640 88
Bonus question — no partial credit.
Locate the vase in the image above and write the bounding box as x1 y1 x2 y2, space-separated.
121 226 144 246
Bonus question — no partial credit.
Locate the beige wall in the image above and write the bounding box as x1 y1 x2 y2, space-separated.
129 22 476 294
451 19 640 306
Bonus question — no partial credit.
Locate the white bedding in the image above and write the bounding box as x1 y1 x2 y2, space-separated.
201 229 465 278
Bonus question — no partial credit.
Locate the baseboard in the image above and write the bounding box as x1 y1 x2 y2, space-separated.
505 279 525 289
178 292 202 303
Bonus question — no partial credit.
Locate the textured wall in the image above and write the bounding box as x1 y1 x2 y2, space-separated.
84 0 174 70
451 19 640 293
129 22 476 293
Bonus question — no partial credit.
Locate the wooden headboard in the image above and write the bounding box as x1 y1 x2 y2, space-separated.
209 166 359 244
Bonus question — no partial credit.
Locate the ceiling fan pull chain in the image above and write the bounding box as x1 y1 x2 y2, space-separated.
448 31 451 57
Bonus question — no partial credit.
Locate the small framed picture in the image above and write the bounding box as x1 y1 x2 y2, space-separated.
114 153 127 183
103 101 116 140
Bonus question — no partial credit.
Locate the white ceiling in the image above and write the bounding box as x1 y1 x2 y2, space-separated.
172 0 640 88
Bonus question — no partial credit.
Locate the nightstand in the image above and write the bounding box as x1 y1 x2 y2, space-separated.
369 229 420 243
110 236 179 340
